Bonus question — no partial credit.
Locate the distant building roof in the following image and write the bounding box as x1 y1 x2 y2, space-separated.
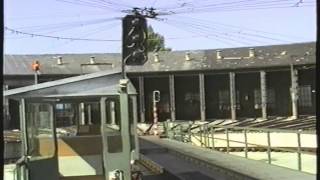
4 42 315 75
4 53 121 75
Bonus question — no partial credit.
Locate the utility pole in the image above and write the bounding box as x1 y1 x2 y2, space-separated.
106 9 153 180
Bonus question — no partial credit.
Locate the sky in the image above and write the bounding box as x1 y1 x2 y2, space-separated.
4 0 317 54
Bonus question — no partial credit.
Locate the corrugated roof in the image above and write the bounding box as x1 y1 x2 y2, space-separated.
4 42 315 75
127 42 316 73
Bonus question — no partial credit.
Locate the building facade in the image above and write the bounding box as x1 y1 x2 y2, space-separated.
3 42 316 129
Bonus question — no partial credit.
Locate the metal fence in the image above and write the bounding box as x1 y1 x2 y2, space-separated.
164 121 316 172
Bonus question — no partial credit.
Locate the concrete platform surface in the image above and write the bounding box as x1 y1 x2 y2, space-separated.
141 136 316 180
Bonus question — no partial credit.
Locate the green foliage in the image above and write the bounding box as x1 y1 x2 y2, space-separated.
147 26 171 52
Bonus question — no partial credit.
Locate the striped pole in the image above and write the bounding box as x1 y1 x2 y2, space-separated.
153 101 158 136
153 90 160 136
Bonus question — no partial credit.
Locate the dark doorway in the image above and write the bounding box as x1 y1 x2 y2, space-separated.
8 99 20 129
267 71 291 116
236 73 260 118
205 74 230 119
298 68 316 115
144 77 170 123
175 75 200 120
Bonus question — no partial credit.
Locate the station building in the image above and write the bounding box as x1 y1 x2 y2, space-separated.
3 42 316 129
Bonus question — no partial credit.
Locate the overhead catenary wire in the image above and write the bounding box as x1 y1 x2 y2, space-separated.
155 19 242 46
171 14 310 40
164 18 269 43
161 17 293 44
6 11 110 21
171 4 315 15
166 0 315 11
13 17 121 33
5 26 120 42
163 0 297 11
158 0 315 15
5 25 197 42
163 19 266 45
43 21 122 52
4 0 315 53
164 13 307 41
5 20 121 40
95 0 134 8
55 0 128 12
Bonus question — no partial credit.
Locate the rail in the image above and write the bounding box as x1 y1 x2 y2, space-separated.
164 121 316 173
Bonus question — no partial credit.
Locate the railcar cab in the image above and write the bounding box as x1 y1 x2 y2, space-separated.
4 71 139 180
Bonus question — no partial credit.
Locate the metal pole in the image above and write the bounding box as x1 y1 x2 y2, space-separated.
204 125 208 148
79 103 85 125
207 126 210 148
188 121 192 144
229 72 236 120
297 131 302 171
121 56 126 79
199 73 206 121
179 125 183 142
290 65 299 119
34 72 38 85
211 127 215 150
138 76 145 123
200 126 203 147
87 104 92 125
169 75 176 121
226 128 230 153
267 131 271 164
153 99 158 136
111 101 116 125
244 130 248 158
260 71 267 119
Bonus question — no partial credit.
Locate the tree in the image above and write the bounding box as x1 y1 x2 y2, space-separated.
147 26 171 52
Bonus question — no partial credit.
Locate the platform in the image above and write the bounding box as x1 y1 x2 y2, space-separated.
140 136 316 180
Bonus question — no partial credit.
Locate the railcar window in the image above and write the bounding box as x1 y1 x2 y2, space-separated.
26 103 55 160
105 99 121 127
55 103 76 127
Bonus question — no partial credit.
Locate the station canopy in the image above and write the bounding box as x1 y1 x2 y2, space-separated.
4 70 137 101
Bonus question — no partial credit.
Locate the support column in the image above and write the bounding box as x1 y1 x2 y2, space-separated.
110 101 116 125
87 104 92 125
260 71 267 119
169 75 176 121
290 65 299 119
229 72 236 120
199 73 206 121
79 103 85 125
138 76 145 123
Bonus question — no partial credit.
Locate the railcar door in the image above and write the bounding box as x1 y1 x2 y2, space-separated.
100 95 132 180
19 99 59 180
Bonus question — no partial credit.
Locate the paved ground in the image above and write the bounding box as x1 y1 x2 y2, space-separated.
229 152 316 174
